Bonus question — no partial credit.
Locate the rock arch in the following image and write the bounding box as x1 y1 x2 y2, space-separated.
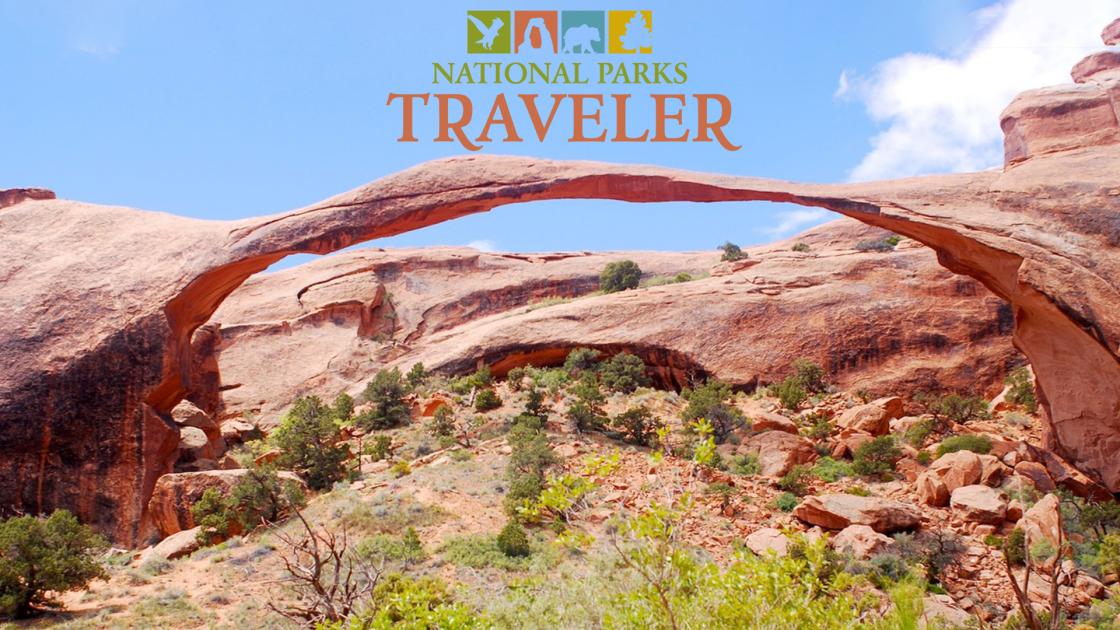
3 49 1120 544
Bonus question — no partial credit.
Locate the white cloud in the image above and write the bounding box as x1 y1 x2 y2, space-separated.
834 70 850 99
466 239 498 252
845 0 1120 182
763 208 829 237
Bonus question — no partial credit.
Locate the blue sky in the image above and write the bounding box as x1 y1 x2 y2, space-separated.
2 0 1113 262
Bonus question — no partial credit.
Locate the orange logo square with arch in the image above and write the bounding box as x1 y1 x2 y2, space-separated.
514 11 559 54
607 10 652 54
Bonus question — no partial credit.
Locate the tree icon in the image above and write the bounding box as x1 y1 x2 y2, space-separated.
619 12 652 52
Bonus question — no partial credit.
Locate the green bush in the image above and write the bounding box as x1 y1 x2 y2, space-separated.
775 377 807 411
451 365 493 395
496 520 532 558
440 535 534 571
193 466 306 545
916 451 932 465
791 359 828 394
1005 367 1037 414
778 465 812 496
773 492 799 512
474 388 502 412
812 457 854 482
932 393 990 424
358 368 411 430
612 405 661 447
903 417 935 447
332 392 355 424
429 405 455 437
563 347 602 374
855 238 896 252
568 373 606 433
853 436 902 479
681 379 744 443
791 242 810 253
673 272 693 283
1003 527 1027 566
272 396 350 490
192 487 234 546
718 241 746 262
391 460 412 477
356 528 426 566
506 366 527 391
324 574 482 629
935 434 992 457
598 352 650 393
504 423 556 517
0 510 108 619
731 454 761 476
366 434 392 461
406 362 428 388
600 260 642 293
804 413 833 440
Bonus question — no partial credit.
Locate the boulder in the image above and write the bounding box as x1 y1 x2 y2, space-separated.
221 419 262 444
138 526 202 564
950 485 1008 525
835 397 903 436
928 451 983 492
1019 493 1062 550
1014 461 1056 493
916 471 950 507
922 596 973 627
177 427 226 465
147 469 304 537
751 411 799 435
793 494 921 533
739 431 817 477
831 524 896 559
744 527 789 557
171 400 220 442
979 454 1006 487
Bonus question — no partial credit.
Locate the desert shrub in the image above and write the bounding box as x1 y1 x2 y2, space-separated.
366 435 392 462
440 535 534 571
358 368 411 430
600 260 642 293
496 520 532 558
563 347 602 374
474 388 502 412
227 464 306 531
846 485 871 497
1005 367 1037 414
772 492 799 512
903 417 935 447
356 528 426 566
429 405 455 437
718 241 746 262
894 529 965 584
332 392 355 424
192 487 235 546
505 366 527 391
390 460 412 477
405 362 427 388
530 366 571 395
0 510 108 619
778 465 812 496
855 238 896 252
273 396 350 490
1080 499 1120 543
916 451 932 465
1002 527 1027 566
517 473 597 524
568 373 606 433
790 359 828 394
451 365 493 395
598 352 650 393
804 413 833 440
344 574 482 629
775 377 808 410
731 454 761 476
853 436 902 479
791 242 810 252
935 434 992 457
612 405 662 447
673 272 693 283
681 379 744 443
812 456 854 482
932 393 990 424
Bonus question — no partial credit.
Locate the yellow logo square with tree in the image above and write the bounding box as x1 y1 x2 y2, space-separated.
607 10 652 54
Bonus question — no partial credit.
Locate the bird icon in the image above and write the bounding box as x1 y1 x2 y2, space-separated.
468 14 505 50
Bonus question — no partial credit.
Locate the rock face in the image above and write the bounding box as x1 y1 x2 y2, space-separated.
793 494 921 533
208 221 1015 428
2 35 1120 544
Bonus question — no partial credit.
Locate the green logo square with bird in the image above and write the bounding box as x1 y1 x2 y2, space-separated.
467 11 511 54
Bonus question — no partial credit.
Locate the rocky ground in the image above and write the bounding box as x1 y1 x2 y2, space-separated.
9 362 1118 629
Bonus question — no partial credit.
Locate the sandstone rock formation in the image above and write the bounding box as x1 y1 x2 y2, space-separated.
1 30 1119 544
793 494 921 533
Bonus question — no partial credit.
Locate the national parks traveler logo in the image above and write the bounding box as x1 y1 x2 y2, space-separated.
467 10 651 54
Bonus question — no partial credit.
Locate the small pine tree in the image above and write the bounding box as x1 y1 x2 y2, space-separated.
429 405 455 437
599 352 651 393
357 368 411 430
0 510 108 619
496 520 531 557
406 362 428 388
719 241 746 262
272 396 350 490
474 388 502 412
332 392 355 424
